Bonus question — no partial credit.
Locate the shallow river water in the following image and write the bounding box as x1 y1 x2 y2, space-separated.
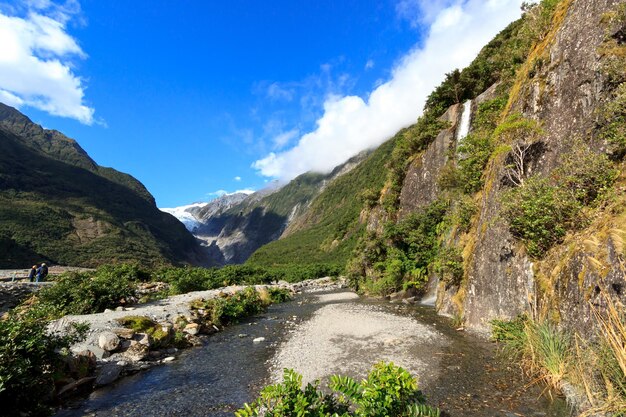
55 290 570 417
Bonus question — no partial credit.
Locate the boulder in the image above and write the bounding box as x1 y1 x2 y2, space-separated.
95 363 122 386
183 323 200 336
253 337 265 343
134 332 150 346
98 331 120 352
119 340 149 362
111 327 135 339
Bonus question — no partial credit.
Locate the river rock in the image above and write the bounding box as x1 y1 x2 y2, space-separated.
98 332 120 352
134 332 150 346
95 363 122 386
162 356 175 363
183 323 200 336
253 337 265 343
119 340 149 362
111 327 135 339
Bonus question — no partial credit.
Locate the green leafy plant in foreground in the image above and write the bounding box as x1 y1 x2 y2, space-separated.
236 362 440 417
0 305 87 417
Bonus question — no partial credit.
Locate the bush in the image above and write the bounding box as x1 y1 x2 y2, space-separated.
554 144 617 204
599 83 626 159
189 287 289 327
502 176 580 258
236 362 440 417
37 267 136 315
433 246 464 287
0 305 87 416
502 145 617 258
492 316 571 391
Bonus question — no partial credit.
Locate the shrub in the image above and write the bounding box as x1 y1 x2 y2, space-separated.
554 144 617 204
433 246 464 287
492 316 571 391
502 176 580 257
599 83 626 159
0 305 87 416
236 362 440 417
37 268 136 316
189 287 288 327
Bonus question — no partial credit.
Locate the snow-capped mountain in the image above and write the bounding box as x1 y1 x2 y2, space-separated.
160 191 253 232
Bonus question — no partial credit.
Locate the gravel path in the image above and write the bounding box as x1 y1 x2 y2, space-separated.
269 291 449 386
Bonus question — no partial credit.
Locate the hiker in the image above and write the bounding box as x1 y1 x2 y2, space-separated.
28 265 37 282
40 263 48 280
35 264 42 282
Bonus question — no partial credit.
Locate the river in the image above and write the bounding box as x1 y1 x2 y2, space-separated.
55 289 570 417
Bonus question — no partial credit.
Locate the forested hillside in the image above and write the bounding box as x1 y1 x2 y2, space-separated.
0 105 208 267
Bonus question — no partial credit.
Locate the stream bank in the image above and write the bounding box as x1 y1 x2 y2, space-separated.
55 289 570 417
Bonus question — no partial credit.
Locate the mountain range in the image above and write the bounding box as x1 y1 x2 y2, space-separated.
0 103 209 268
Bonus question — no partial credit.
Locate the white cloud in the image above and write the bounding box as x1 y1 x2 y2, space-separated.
266 82 294 101
208 188 255 198
365 59 374 70
253 0 523 181
234 176 242 181
272 128 299 149
0 1 94 124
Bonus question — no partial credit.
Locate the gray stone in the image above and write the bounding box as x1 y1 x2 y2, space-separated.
71 343 110 360
119 340 149 362
134 332 150 346
253 337 265 343
111 327 135 339
95 363 122 386
98 331 120 352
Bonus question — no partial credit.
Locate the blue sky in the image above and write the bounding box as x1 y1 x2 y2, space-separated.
0 0 523 207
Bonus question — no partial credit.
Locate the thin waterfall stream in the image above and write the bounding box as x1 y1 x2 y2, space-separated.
55 290 569 417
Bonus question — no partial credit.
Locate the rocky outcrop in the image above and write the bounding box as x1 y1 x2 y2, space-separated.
0 282 50 313
438 0 626 333
399 104 460 217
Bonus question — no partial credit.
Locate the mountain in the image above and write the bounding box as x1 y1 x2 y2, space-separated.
167 153 368 265
0 103 208 268
247 0 626 343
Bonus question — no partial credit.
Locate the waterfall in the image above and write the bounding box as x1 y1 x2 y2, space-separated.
456 100 472 142
420 275 439 306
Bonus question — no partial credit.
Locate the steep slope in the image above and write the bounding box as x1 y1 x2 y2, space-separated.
247 139 395 268
0 105 207 268
342 0 625 344
175 153 368 265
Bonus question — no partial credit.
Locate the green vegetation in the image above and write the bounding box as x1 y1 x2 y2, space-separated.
236 362 439 417
31 263 332 317
189 286 289 327
439 96 507 194
349 200 448 296
502 146 616 258
0 119 202 268
37 267 137 316
0 305 87 417
502 177 579 257
248 138 395 268
491 298 626 414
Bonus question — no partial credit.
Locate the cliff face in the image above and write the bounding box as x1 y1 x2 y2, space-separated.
353 0 625 338
457 0 625 334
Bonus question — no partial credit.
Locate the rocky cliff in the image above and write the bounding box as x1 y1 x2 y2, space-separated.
348 0 626 340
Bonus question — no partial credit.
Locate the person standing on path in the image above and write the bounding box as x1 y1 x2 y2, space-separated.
28 265 37 282
35 265 42 282
40 263 48 281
